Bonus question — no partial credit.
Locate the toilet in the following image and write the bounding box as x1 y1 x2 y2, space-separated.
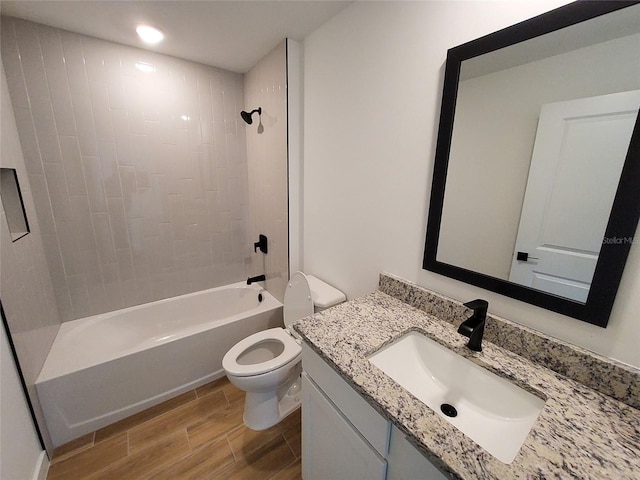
222 272 346 430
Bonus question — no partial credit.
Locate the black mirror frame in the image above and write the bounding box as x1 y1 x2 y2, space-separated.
423 0 640 327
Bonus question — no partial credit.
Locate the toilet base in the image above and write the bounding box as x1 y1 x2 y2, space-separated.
243 368 302 431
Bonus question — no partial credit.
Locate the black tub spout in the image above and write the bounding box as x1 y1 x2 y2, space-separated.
247 274 266 285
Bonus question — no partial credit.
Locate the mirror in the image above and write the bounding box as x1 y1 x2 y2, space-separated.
423 1 640 327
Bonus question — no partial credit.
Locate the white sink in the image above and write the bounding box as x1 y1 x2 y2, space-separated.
368 331 545 463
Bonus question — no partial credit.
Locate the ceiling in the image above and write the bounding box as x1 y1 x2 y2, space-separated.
0 0 352 73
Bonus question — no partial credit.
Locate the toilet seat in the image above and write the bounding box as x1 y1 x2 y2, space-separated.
222 327 301 377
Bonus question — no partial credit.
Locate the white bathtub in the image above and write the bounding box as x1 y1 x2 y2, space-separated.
36 282 283 447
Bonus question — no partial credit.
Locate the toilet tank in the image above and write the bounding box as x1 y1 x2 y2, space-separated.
307 275 346 312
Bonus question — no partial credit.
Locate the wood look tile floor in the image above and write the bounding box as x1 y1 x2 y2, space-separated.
47 377 302 480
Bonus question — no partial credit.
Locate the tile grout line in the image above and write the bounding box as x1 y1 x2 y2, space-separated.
185 424 195 453
50 431 96 466
125 390 202 452
282 431 298 459
221 388 231 406
225 434 239 463
269 457 300 480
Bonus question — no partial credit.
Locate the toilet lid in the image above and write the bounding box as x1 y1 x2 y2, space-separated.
222 327 301 377
284 272 314 331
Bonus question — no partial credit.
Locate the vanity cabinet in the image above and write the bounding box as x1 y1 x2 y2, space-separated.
302 375 387 479
387 425 449 480
301 342 389 480
302 343 450 480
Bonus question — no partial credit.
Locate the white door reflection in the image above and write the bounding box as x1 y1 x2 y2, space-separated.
508 90 639 301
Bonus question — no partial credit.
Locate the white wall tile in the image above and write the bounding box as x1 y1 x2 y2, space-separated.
42 162 72 222
3 17 253 321
88 81 115 143
98 141 122 198
92 212 117 265
32 116 62 164
81 156 108 213
2 54 62 454
38 24 65 71
58 136 86 195
244 41 289 300
110 108 133 166
12 108 44 175
81 37 106 85
39 230 72 299
13 19 47 97
106 197 130 250
106 77 126 110
60 32 89 96
46 66 77 136
68 195 97 252
70 93 99 156
100 261 123 309
26 174 55 234
67 273 90 318
1 18 30 109
56 222 84 275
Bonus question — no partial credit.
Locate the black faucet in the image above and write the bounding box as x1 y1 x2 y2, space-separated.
457 299 489 352
247 274 266 285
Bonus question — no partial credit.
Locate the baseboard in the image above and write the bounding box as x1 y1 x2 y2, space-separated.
33 451 49 480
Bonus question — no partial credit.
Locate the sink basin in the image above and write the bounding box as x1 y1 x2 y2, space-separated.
368 331 545 463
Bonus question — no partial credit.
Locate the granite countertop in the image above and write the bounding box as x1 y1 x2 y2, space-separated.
293 290 640 480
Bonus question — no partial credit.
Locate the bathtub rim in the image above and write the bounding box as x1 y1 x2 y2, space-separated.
37 281 282 383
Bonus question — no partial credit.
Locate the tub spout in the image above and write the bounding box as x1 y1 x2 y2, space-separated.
247 274 266 285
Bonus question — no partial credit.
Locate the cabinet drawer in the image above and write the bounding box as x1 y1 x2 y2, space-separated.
302 342 390 456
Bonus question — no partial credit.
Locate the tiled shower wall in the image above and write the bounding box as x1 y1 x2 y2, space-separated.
2 17 251 321
1 63 59 450
245 41 289 301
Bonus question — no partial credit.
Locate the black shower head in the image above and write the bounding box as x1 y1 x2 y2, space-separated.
240 107 262 125
240 111 253 124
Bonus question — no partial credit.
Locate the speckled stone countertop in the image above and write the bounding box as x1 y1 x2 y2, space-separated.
293 288 640 479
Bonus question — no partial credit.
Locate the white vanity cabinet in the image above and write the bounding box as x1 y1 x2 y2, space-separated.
301 343 451 480
387 425 450 480
302 375 387 479
301 342 389 480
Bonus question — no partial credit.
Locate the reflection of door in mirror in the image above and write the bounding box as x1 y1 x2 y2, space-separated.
509 90 640 302
436 29 639 283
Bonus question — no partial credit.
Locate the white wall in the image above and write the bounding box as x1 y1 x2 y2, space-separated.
1 322 48 480
303 0 640 368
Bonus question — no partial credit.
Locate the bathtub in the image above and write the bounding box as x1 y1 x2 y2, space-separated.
36 282 282 448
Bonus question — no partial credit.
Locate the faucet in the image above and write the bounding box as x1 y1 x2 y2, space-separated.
247 274 266 285
457 299 488 352
254 234 268 254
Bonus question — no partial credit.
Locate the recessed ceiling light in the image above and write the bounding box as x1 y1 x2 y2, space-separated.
136 25 164 44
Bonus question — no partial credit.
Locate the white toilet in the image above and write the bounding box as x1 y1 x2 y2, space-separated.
222 272 346 430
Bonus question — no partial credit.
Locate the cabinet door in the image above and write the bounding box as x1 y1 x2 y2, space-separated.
387 425 449 480
302 343 390 456
302 373 387 480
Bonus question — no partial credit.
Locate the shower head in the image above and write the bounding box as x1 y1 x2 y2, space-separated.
240 108 262 125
